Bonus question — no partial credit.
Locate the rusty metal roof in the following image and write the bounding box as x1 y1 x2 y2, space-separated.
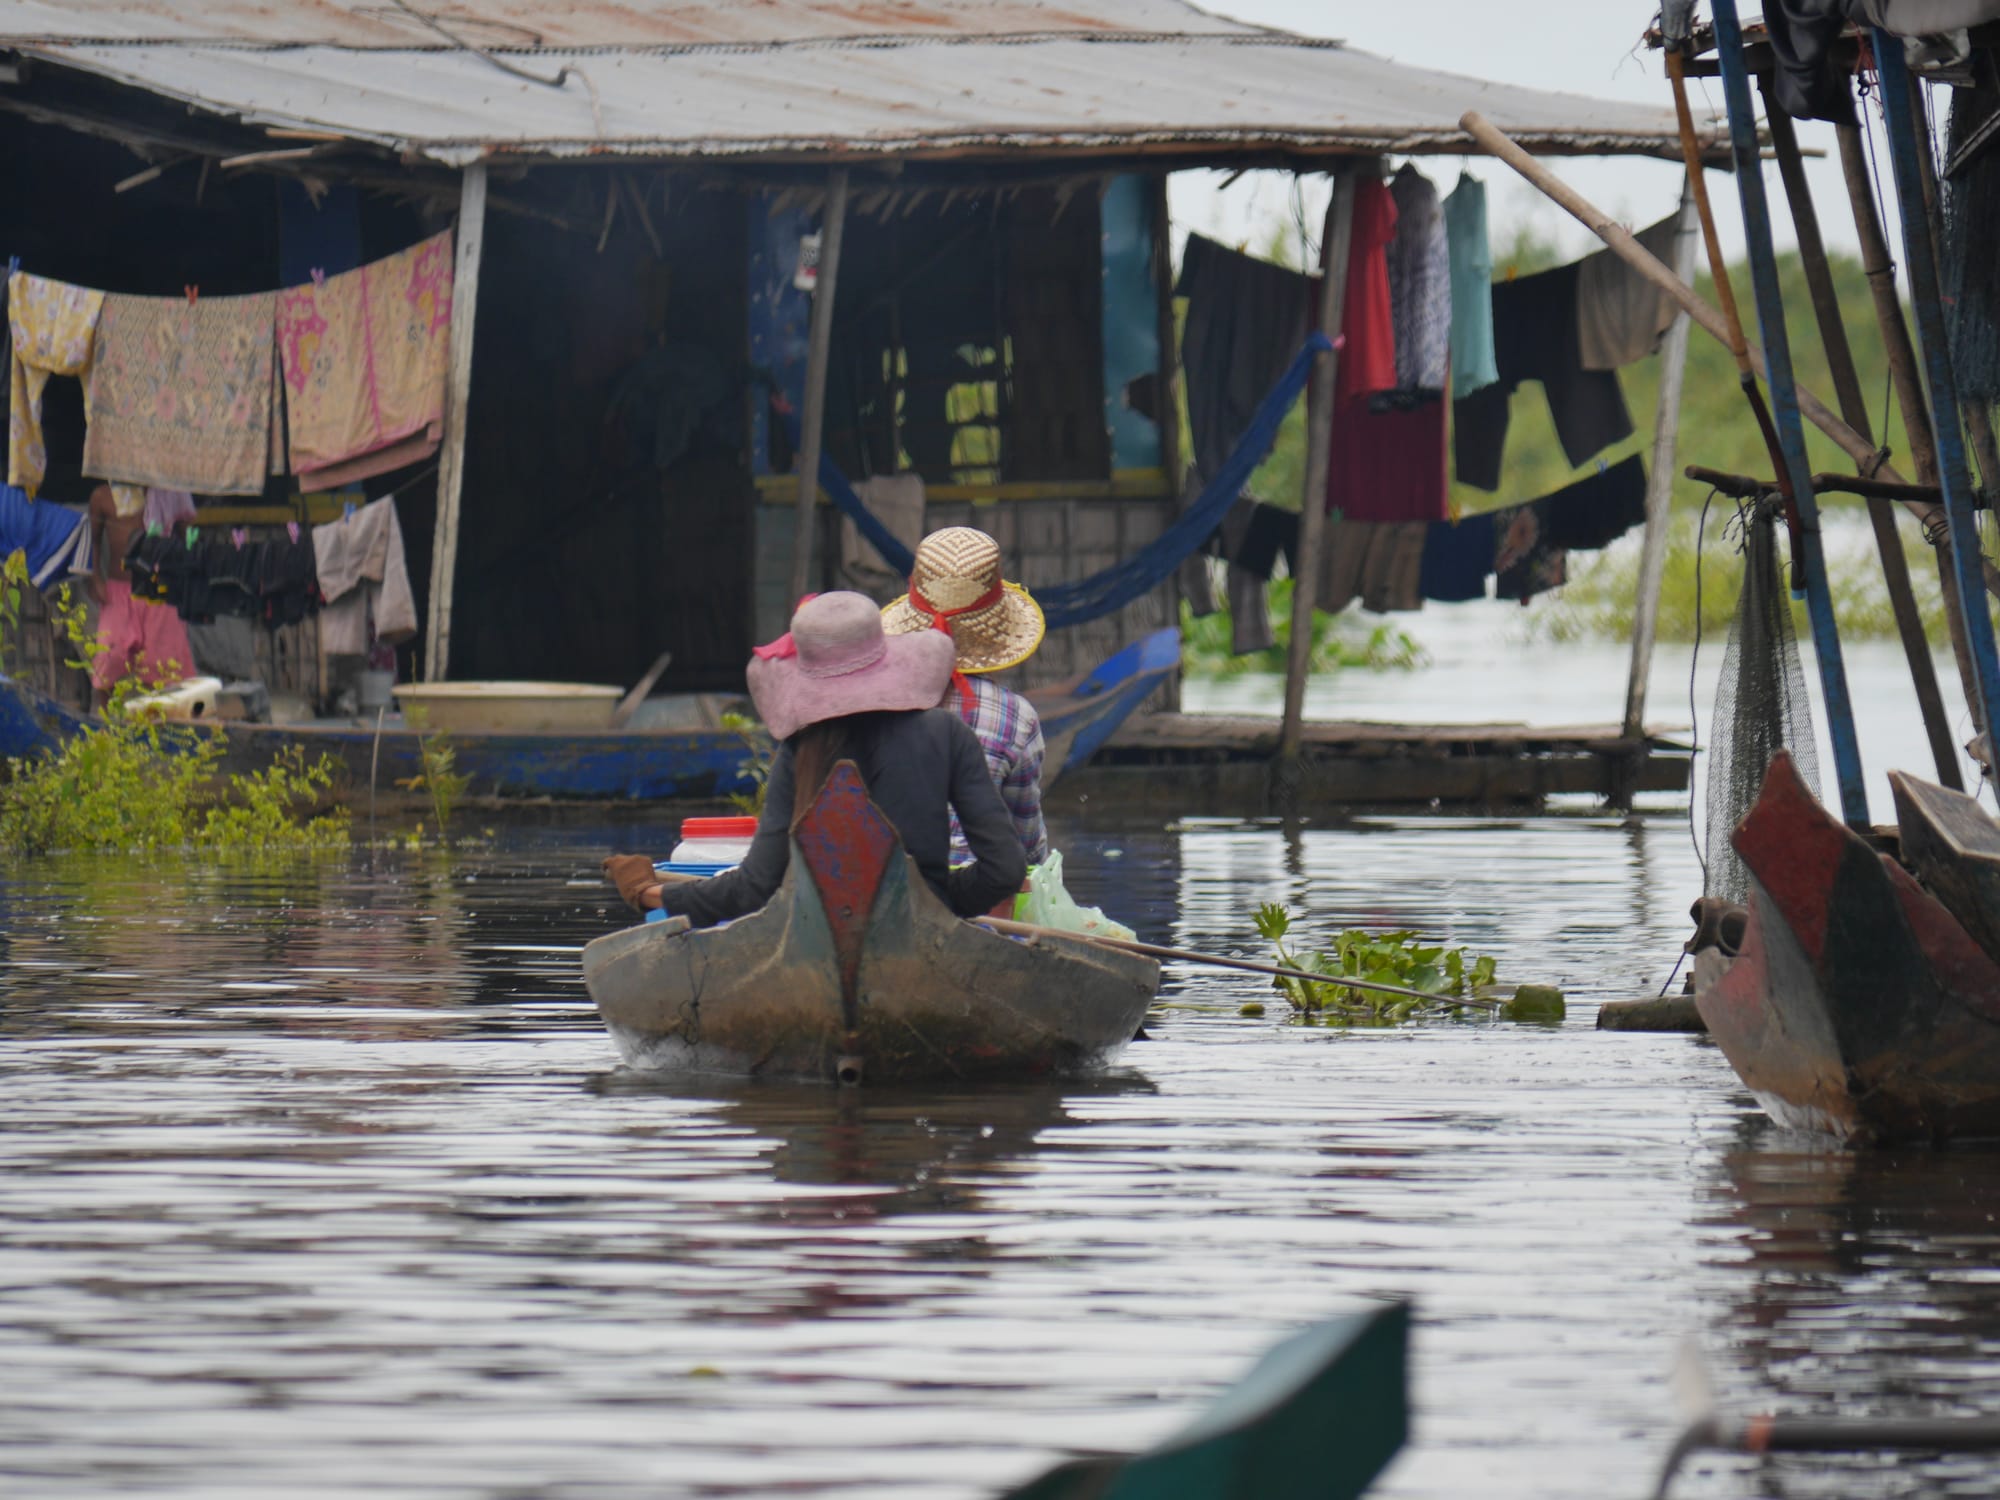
0 1 1711 166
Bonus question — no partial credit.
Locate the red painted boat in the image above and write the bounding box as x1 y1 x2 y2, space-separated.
580 760 1160 1084
1696 750 2000 1143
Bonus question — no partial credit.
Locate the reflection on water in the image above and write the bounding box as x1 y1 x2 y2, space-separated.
5 805 2000 1498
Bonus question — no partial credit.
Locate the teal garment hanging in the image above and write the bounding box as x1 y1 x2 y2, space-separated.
1444 174 1498 395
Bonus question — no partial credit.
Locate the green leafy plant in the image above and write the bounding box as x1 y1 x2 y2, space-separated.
0 547 27 675
720 709 772 816
0 585 348 854
1180 580 1426 678
396 728 469 841
1253 902 1497 1025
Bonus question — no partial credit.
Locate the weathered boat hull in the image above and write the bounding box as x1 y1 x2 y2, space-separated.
0 627 1177 802
1890 769 2000 969
1696 751 2000 1143
581 764 1160 1084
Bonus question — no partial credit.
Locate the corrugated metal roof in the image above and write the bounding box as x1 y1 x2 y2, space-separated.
0 0 1262 48
0 1 1710 165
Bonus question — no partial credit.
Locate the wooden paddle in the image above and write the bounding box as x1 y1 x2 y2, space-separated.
975 915 1506 1011
610 649 673 730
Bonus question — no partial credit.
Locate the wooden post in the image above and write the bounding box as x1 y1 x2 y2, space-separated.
1620 175 1699 758
424 159 487 683
788 167 849 607
1767 96 1962 788
1149 173 1182 494
1834 120 1985 746
1278 169 1356 764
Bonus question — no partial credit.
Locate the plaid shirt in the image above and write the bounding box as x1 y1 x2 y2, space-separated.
950 676 1050 866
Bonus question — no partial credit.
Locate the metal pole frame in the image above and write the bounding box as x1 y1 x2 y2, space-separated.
1711 0 1870 827
1872 30 2000 759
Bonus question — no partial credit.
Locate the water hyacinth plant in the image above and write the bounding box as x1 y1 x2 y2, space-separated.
1253 902 1500 1024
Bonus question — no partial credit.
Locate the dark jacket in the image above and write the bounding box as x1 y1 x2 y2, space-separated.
660 708 1029 929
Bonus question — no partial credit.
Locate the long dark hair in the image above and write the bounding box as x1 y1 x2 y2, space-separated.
787 717 861 829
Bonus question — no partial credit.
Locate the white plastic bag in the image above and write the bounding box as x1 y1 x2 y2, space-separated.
1013 851 1136 942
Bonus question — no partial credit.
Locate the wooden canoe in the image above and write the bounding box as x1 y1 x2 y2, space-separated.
0 627 1178 803
1889 769 2000 968
580 760 1160 1084
1695 750 2000 1143
1000 1301 1409 1500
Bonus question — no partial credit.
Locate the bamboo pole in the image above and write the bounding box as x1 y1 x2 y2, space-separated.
1279 168 1356 764
1873 31 2000 763
1620 175 1700 764
1765 94 1961 789
788 167 850 606
423 159 487 682
1710 0 1868 827
1833 119 1986 745
1459 109 2000 604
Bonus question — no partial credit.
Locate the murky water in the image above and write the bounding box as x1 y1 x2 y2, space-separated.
7 629 2000 1499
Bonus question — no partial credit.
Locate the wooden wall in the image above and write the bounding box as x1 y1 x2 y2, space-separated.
753 494 1180 708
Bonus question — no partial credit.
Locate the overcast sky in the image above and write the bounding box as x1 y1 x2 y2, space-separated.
1168 0 1890 269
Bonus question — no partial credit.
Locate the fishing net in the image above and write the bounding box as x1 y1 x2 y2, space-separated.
1704 505 1820 902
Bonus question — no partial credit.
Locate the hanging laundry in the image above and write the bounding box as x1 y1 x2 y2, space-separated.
258 533 323 628
1493 502 1567 603
277 231 454 489
94 579 197 696
839 473 927 601
187 615 259 683
1760 0 1857 124
1223 500 1299 581
1577 215 1685 371
1453 261 1633 491
1316 519 1371 614
1177 470 1220 618
1176 233 1311 484
83 291 278 495
8 271 104 497
312 496 417 658
108 483 146 518
1360 523 1428 613
1326 388 1449 523
143 488 197 532
1444 175 1499 397
0 482 89 586
1540 456 1649 550
1218 500 1278 654
1337 176 1400 403
1383 166 1451 401
1418 512 1497 603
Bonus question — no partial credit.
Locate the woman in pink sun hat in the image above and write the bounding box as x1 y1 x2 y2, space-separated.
604 591 1026 927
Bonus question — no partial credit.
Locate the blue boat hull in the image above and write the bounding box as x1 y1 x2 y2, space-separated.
0 628 1179 803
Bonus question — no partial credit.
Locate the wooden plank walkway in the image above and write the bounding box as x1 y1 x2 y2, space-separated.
1056 712 1692 812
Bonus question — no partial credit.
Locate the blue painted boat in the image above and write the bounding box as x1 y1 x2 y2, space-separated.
0 627 1179 803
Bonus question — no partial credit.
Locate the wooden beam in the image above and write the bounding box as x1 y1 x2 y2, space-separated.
1765 91 1961 788
423 159 487 683
1620 175 1698 757
1148 173 1182 495
788 166 850 606
1278 168 1356 764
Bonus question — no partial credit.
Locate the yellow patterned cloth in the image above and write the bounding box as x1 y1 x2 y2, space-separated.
276 231 453 487
82 291 278 495
7 271 105 497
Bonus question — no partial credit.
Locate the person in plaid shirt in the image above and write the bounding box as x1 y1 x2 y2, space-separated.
882 527 1050 866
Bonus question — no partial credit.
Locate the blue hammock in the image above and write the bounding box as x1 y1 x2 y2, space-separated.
794 331 1333 630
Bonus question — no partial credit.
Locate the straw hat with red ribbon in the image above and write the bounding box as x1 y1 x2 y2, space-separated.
881 528 1046 687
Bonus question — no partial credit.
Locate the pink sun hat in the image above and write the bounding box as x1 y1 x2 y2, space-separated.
746 591 957 741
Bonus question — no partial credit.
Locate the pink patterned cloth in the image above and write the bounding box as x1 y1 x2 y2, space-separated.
277 232 453 487
82 291 278 495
